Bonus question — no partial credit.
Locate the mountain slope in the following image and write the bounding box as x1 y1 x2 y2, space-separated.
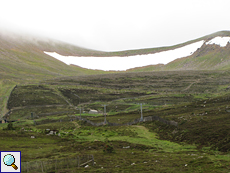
0 32 116 84
1 30 230 80
127 31 230 72
1 30 230 116
0 32 113 117
39 30 230 71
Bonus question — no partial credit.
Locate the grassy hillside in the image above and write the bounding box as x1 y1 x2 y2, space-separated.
129 44 230 72
2 30 230 172
1 30 230 82
106 30 230 56
127 31 230 72
0 32 115 116
0 33 114 79
1 30 230 117
1 70 230 172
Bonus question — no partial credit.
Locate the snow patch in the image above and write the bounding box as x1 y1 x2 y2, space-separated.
205 37 230 47
44 40 204 71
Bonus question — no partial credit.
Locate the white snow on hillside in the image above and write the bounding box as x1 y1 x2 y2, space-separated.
44 40 204 71
205 37 230 47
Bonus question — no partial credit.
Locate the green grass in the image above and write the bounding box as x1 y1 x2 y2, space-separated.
1 121 230 172
109 125 197 153
75 113 102 117
0 83 16 117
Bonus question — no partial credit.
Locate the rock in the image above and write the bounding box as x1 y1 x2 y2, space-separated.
31 136 35 138
226 109 230 113
123 146 130 149
172 129 178 134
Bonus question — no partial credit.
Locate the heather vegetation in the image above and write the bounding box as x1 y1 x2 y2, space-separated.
1 70 230 172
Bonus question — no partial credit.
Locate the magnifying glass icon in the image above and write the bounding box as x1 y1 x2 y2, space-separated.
3 154 18 170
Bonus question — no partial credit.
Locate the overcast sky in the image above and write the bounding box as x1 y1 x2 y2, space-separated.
0 0 230 52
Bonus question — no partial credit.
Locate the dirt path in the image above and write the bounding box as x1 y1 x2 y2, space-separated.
11 104 66 110
182 79 200 91
72 121 81 132
50 86 75 107
108 93 159 103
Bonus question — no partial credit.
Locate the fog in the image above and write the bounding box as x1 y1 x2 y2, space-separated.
0 0 230 51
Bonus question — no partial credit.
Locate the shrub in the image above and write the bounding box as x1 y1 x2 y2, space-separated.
103 144 114 153
4 122 15 130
